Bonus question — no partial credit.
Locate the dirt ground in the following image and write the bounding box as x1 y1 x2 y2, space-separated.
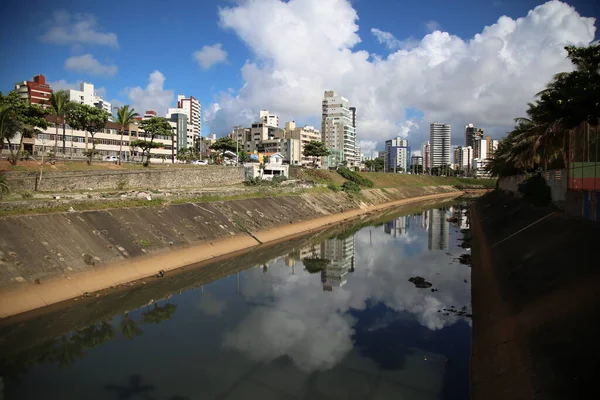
470 191 600 400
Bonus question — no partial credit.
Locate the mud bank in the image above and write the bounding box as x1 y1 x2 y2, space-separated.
470 191 600 400
0 186 461 317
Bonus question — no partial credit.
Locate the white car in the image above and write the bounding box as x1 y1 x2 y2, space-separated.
104 156 118 162
192 160 208 165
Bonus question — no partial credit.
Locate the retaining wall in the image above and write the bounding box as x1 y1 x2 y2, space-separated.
3 166 245 192
0 186 459 293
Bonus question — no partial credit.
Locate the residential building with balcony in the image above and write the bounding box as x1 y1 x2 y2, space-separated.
13 74 53 109
321 90 357 167
284 121 321 165
430 123 451 168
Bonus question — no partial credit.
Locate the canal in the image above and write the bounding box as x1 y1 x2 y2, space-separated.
0 200 473 400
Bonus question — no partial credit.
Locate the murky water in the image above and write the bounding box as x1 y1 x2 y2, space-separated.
1 202 473 400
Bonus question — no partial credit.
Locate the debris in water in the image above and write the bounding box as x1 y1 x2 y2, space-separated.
156 270 165 278
408 276 432 289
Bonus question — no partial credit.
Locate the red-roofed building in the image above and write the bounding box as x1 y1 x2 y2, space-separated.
14 75 53 109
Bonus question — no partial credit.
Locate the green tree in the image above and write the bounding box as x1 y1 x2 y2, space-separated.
365 157 384 172
114 105 139 165
0 91 48 165
66 104 110 165
303 140 330 165
209 137 237 161
48 90 74 156
135 116 173 165
238 150 250 163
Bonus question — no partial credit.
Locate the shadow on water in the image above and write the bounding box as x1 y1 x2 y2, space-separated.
0 302 177 382
104 374 191 400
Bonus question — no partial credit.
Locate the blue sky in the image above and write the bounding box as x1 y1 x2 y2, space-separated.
1 0 597 151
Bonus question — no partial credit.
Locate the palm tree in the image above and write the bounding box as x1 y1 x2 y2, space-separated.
114 105 139 165
48 90 73 158
120 313 143 340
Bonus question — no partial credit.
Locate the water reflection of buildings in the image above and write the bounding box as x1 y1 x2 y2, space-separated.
320 236 355 292
428 208 449 250
384 215 409 236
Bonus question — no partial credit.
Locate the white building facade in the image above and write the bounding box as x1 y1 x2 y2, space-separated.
430 123 451 168
67 82 112 113
321 90 357 167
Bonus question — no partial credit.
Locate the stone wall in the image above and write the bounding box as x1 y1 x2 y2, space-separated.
3 166 245 192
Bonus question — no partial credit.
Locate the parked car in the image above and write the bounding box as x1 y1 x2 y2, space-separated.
192 160 208 165
104 156 118 162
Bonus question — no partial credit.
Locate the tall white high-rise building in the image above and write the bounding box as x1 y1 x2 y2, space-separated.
430 122 451 168
321 90 356 166
176 95 201 139
67 82 111 113
259 110 279 128
428 208 449 250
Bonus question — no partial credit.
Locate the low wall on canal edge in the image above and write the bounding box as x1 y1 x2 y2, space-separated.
470 190 600 400
2 165 245 192
0 185 462 317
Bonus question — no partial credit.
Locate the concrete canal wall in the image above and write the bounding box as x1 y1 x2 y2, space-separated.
0 185 462 317
470 190 600 400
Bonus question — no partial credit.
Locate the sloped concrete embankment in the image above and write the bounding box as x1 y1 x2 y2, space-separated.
470 190 600 400
0 186 460 317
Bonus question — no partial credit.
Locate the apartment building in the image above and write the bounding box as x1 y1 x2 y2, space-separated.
384 137 410 173
14 75 53 109
422 141 431 171
430 123 451 168
321 90 356 167
13 118 179 163
259 109 279 128
284 121 321 165
67 82 111 113
175 95 201 138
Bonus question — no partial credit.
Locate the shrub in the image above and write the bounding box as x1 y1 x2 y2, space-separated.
272 175 288 185
518 173 551 206
142 161 150 167
337 167 374 187
327 183 341 192
21 190 33 199
342 181 361 194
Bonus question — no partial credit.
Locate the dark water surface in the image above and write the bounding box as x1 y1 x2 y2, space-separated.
1 202 473 400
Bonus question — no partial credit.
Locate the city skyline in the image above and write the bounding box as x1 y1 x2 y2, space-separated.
1 0 596 154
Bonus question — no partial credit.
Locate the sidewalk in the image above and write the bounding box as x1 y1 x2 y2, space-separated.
471 191 600 399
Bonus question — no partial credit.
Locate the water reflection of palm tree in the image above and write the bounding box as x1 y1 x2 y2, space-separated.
51 334 83 367
142 303 178 324
78 321 114 349
120 313 143 340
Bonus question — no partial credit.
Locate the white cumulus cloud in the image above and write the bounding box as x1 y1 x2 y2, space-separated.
64 54 118 76
206 0 595 150
371 28 420 51
193 43 228 69
124 70 175 115
41 11 119 48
